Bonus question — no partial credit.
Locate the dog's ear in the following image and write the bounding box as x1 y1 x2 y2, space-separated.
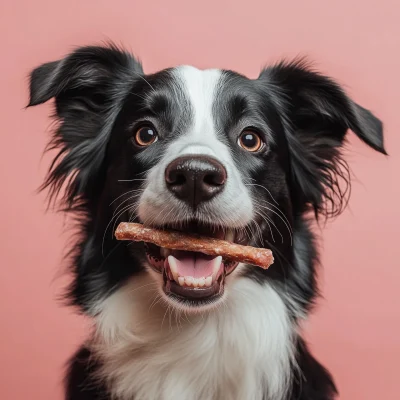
28 45 143 208
259 60 386 218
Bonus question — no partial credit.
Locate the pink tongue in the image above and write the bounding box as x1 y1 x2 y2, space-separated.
170 251 220 278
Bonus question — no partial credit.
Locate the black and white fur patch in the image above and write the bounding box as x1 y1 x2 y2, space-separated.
27 44 386 400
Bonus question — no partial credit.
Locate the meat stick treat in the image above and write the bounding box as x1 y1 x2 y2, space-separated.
115 222 274 269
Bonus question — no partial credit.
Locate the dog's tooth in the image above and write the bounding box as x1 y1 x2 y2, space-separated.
198 277 205 287
192 278 199 288
185 276 194 287
205 276 212 287
167 255 179 282
178 277 185 286
211 256 223 279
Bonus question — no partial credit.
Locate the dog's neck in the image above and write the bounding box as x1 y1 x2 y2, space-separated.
91 269 296 400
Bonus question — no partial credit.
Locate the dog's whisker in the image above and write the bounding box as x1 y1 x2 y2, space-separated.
117 178 147 182
242 225 253 244
113 193 142 216
256 198 292 229
265 214 284 244
111 204 136 236
258 206 293 244
101 203 135 256
250 219 264 247
254 210 276 243
161 305 170 329
253 201 293 243
146 204 171 228
149 293 166 312
128 282 159 294
109 189 143 206
255 207 285 244
244 183 279 205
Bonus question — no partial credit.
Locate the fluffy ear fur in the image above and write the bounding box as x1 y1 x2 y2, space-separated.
27 44 143 209
259 60 386 218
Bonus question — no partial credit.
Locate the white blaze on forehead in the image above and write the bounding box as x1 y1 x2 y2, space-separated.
171 66 224 158
173 66 221 132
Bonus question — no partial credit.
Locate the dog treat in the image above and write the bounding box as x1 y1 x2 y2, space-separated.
115 222 274 269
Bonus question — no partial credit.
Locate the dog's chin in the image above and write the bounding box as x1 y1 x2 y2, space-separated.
142 221 248 312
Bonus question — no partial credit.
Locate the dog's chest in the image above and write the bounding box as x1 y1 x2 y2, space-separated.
95 278 294 400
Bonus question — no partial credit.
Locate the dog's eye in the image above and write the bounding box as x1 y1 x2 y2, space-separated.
238 130 263 152
134 126 158 146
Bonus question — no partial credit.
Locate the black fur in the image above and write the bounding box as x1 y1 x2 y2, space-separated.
28 44 386 399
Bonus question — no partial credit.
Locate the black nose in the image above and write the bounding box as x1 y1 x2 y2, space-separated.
165 155 227 208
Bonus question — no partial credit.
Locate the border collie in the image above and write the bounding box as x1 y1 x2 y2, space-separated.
28 44 386 400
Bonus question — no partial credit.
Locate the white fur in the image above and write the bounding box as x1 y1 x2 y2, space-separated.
92 272 295 400
138 66 254 228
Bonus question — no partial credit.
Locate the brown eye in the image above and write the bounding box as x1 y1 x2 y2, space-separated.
238 130 263 152
134 126 158 146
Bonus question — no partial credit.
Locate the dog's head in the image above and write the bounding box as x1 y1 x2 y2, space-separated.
28 45 385 314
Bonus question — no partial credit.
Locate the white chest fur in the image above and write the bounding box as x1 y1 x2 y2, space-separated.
92 274 295 400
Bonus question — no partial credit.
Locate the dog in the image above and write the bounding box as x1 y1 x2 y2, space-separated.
28 44 386 400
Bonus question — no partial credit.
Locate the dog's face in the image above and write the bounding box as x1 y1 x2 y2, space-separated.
107 66 290 310
28 46 385 314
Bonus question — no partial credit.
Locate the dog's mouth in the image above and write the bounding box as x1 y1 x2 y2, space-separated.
144 221 248 304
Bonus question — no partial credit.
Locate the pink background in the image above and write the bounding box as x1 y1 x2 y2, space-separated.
1 1 399 399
